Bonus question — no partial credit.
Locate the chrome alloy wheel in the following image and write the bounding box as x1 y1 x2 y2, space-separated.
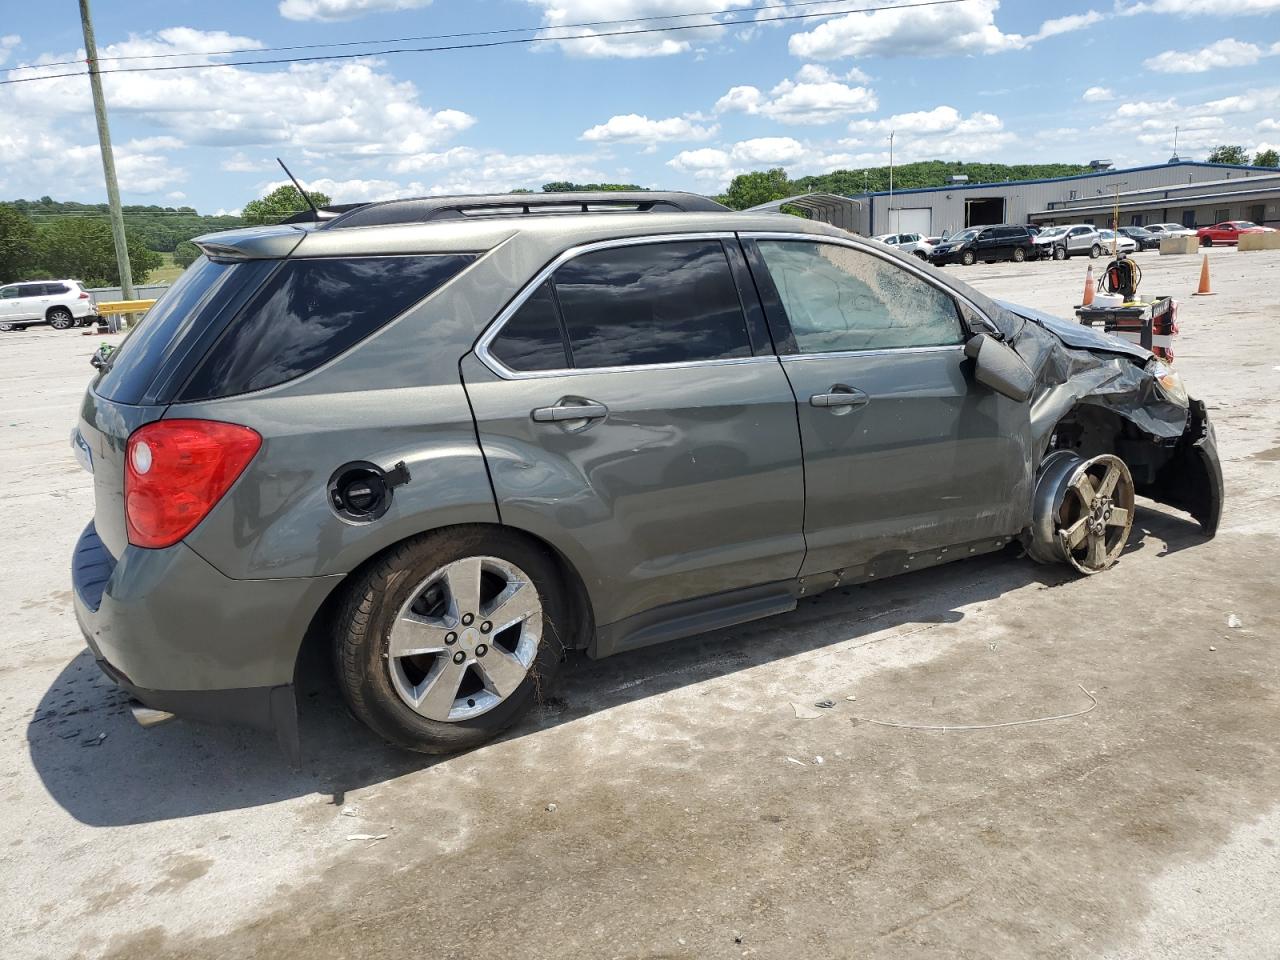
388 556 542 722
1055 454 1136 574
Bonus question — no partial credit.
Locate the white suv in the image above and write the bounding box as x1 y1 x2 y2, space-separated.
871 232 934 260
0 280 98 331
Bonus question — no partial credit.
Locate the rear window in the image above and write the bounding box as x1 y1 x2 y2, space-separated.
44 283 70 295
178 254 473 401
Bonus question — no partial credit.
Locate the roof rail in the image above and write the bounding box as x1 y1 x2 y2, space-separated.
323 191 729 229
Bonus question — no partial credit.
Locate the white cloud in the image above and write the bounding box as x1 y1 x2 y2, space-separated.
0 35 19 66
846 106 1003 139
1144 38 1278 73
714 65 877 124
788 1 1104 60
526 0 756 59
667 138 804 185
1119 0 1280 15
6 31 474 160
278 0 433 21
1259 118 1280 133
1030 10 1106 40
1083 86 1115 102
789 0 1022 59
1114 98 1179 117
580 114 716 143
389 147 613 193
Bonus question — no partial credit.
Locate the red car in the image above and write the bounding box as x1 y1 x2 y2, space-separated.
1197 220 1273 246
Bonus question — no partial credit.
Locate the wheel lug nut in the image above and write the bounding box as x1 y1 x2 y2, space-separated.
476 644 487 657
452 651 466 664
445 632 457 645
480 621 492 634
461 613 474 626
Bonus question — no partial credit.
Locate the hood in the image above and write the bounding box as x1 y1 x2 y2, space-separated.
996 299 1152 362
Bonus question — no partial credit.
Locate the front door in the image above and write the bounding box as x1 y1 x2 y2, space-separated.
14 284 47 321
743 236 1030 577
462 236 807 630
0 286 19 322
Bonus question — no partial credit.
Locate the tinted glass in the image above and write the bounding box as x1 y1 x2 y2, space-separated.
96 257 249 403
44 283 70 294
180 254 473 400
17 285 43 297
756 240 963 354
0 287 16 299
553 241 750 368
489 281 569 372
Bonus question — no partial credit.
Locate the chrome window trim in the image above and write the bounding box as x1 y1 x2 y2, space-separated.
474 232 754 380
741 230 1003 339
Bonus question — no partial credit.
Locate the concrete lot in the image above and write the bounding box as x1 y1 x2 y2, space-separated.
1 246 1277 959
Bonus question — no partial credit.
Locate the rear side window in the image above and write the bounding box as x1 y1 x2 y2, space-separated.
552 240 750 369
489 281 569 372
44 283 70 294
179 255 473 400
95 257 244 404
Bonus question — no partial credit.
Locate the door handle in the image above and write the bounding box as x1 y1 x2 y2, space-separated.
531 400 609 422
809 386 869 408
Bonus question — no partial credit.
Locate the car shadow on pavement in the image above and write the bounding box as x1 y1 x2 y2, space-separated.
27 503 1208 827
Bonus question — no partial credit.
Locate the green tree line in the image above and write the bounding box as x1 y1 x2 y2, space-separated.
0 204 162 286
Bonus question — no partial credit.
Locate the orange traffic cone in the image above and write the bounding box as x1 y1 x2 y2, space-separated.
1081 264 1095 307
1192 253 1214 296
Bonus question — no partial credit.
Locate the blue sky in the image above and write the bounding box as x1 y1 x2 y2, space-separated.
1 0 1277 213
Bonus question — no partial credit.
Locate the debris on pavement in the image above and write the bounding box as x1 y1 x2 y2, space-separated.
791 702 824 719
1227 614 1243 629
545 803 558 813
340 805 360 818
346 834 389 842
784 756 806 766
81 732 106 747
812 756 824 765
1210 645 1217 652
814 699 835 709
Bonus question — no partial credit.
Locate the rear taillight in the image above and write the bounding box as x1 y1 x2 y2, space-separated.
125 419 261 549
79 292 90 299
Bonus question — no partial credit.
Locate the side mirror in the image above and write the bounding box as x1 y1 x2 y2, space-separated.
964 333 1035 402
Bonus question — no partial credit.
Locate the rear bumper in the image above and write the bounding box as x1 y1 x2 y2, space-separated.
72 521 341 758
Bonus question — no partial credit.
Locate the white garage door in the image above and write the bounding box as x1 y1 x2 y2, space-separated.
891 207 932 235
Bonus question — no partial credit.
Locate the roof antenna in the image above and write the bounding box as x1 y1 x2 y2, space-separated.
277 158 321 220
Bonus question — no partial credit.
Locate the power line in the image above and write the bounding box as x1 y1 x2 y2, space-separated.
0 0 973 85
4 0 904 70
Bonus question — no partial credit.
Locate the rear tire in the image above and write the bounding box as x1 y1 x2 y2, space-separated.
913 250 928 261
334 526 567 754
1012 247 1026 263
47 307 74 330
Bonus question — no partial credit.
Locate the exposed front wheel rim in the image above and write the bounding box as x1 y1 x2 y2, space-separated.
1055 454 1135 574
387 555 542 722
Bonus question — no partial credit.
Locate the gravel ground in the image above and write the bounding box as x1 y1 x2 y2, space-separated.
1 245 1277 960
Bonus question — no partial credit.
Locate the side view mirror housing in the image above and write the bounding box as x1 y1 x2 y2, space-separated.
964 332 1035 402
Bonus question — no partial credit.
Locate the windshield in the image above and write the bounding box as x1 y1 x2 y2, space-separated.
1038 227 1067 239
948 229 979 244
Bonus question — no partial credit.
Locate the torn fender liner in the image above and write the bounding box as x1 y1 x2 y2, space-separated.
1143 398 1224 536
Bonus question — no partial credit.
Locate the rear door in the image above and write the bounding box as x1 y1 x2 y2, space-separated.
742 235 1029 577
462 235 806 632
16 283 47 320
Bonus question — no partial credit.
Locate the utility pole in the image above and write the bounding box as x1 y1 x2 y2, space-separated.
887 130 895 234
79 0 134 333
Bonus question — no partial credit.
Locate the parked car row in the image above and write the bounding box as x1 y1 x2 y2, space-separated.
920 220 1212 268
1197 220 1276 246
0 280 98 331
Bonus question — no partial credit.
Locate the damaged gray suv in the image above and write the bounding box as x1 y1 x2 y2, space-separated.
70 192 1223 758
